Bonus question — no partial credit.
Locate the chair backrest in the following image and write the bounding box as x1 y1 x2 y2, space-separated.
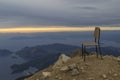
94 27 100 39
94 27 101 43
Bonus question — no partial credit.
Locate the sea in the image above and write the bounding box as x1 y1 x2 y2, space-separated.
0 30 120 80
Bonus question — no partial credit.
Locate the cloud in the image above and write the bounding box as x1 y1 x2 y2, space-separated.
74 6 97 10
0 0 120 27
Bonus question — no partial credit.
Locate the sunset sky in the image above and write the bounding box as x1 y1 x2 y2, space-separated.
0 0 120 33
0 27 120 33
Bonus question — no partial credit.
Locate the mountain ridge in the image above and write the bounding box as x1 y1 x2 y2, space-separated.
11 43 80 74
25 54 120 80
0 49 12 57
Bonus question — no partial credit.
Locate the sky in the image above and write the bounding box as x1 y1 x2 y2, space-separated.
0 27 120 33
0 0 120 30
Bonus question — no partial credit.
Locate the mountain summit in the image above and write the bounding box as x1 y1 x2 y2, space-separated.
25 54 120 80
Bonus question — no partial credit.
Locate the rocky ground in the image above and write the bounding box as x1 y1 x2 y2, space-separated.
25 54 120 80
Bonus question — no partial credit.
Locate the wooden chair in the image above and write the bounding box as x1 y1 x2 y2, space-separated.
82 27 102 61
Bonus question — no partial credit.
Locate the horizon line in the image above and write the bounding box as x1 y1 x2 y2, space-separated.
0 26 120 33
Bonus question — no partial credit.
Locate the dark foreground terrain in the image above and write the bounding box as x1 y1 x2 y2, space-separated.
26 54 120 80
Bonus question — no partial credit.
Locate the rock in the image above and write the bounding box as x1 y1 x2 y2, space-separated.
68 63 77 70
55 76 59 79
71 69 80 76
58 77 62 80
60 66 69 72
102 74 107 79
42 72 51 78
117 57 120 62
88 77 94 80
35 77 45 80
53 54 71 69
39 77 45 80
60 54 71 63
111 69 114 72
85 63 90 66
80 66 86 73
113 73 118 77
108 71 112 74
80 67 84 70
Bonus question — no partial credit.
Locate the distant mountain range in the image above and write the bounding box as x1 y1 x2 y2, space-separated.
11 43 80 74
11 43 120 74
16 43 80 60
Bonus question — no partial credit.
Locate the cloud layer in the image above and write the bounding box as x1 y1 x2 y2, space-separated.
0 0 120 27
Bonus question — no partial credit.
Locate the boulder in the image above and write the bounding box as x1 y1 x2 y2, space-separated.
60 54 71 63
60 66 70 72
42 72 51 78
71 69 80 76
68 63 77 70
53 54 71 69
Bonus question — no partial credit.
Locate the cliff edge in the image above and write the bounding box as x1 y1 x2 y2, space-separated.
25 54 120 80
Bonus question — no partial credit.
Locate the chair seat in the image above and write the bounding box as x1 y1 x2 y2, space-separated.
82 42 99 46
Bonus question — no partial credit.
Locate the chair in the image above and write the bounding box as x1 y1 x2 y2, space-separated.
82 27 102 61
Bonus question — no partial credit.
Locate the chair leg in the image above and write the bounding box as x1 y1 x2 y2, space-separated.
83 46 86 61
82 44 83 58
98 45 103 59
96 46 98 58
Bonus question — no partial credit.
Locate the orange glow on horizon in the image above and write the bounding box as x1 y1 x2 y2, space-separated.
0 26 120 33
